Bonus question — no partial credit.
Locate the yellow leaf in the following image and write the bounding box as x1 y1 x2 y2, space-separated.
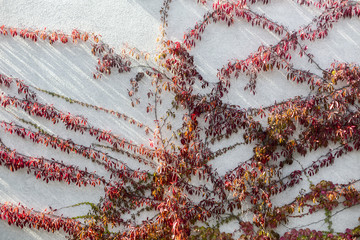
245 171 249 181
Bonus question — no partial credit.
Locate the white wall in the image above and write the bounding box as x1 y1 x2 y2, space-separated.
0 0 359 239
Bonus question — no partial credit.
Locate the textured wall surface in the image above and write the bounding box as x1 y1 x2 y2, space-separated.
0 0 359 239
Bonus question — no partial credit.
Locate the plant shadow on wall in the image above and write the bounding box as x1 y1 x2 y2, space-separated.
0 0 360 239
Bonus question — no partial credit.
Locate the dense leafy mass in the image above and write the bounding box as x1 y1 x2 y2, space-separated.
1 0 360 239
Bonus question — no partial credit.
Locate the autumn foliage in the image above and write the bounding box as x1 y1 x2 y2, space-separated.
1 0 360 239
